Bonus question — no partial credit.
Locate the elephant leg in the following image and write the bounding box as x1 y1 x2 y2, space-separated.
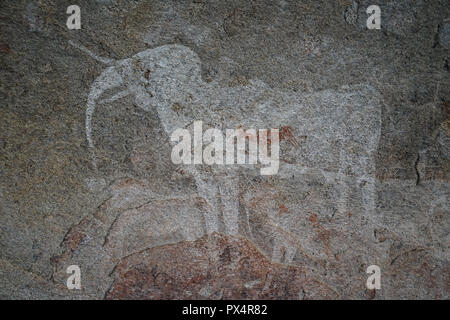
272 240 283 263
284 245 297 264
192 169 221 234
244 206 254 241
337 149 350 215
339 149 378 217
357 154 377 218
217 174 240 236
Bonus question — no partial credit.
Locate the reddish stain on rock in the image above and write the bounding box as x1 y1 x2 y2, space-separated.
64 229 86 252
279 126 300 148
308 213 331 258
308 213 318 223
278 203 289 215
232 125 300 150
105 233 338 299
365 288 376 300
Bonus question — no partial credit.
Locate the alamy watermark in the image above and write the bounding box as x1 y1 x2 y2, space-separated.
170 121 280 175
366 265 381 290
66 265 81 290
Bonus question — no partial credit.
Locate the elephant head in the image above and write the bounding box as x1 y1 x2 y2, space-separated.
69 41 203 162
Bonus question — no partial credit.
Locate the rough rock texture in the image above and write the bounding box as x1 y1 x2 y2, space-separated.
107 232 349 300
0 0 449 299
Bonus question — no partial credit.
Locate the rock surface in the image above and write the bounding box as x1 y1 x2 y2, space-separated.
0 0 449 299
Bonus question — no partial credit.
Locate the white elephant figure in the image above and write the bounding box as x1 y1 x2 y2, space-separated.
70 41 381 263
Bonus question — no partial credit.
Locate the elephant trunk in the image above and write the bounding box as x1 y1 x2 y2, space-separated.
85 67 126 168
86 95 96 150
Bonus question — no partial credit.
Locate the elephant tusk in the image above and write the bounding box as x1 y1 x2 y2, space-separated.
68 40 115 66
99 89 131 104
86 96 97 151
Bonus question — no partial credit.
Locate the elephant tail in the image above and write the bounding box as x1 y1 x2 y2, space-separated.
68 40 115 66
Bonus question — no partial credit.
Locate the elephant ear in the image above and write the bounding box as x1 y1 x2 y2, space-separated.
165 44 203 84
141 45 202 85
152 48 203 102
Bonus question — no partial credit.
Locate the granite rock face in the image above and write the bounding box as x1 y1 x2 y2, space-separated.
0 0 449 299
